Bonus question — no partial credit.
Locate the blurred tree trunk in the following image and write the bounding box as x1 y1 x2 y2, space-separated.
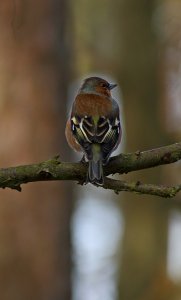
0 1 72 300
114 0 173 299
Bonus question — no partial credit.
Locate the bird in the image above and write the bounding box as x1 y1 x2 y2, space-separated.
65 76 121 185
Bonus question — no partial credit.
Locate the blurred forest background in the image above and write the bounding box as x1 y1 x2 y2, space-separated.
0 0 180 299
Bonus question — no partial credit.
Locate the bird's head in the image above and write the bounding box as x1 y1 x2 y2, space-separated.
80 76 117 97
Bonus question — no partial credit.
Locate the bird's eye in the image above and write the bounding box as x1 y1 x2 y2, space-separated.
101 83 107 88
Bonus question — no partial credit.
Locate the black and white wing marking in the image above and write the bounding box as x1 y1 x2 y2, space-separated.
100 116 120 164
71 115 93 159
71 114 120 163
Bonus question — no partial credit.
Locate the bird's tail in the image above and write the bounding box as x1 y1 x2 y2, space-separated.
87 144 104 185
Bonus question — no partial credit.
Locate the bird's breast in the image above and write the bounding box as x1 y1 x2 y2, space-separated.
73 93 112 117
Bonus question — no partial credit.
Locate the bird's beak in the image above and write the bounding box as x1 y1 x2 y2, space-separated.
109 83 117 90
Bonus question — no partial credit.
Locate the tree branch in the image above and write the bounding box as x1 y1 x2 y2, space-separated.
0 142 181 198
103 178 181 198
105 142 181 175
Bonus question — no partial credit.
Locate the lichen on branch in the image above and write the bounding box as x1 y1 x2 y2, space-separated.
0 142 181 198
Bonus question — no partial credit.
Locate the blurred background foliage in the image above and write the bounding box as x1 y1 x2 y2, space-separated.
0 0 180 299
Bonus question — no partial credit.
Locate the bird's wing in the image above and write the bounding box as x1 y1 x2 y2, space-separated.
71 99 121 163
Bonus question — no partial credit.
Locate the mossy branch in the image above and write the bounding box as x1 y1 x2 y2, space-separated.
0 142 181 198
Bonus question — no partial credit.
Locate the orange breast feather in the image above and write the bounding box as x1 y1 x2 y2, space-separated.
73 94 112 116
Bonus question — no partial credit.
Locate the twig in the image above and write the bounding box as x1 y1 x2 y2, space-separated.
103 178 181 198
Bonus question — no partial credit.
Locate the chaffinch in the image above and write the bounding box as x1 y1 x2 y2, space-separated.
65 76 121 185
